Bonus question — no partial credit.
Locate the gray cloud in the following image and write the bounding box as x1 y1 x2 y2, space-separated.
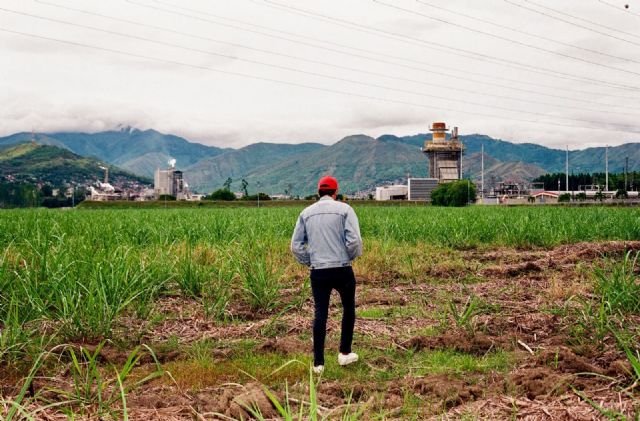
1 0 639 151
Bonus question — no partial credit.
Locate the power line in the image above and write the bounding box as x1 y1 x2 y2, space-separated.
375 0 640 77
3 26 640 135
7 6 640 128
153 0 640 92
128 0 640 100
504 0 640 46
596 0 640 19
415 0 640 65
523 0 640 39
31 0 640 115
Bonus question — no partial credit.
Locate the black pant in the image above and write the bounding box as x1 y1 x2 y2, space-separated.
310 266 356 366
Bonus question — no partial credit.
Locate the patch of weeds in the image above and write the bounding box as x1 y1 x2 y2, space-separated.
572 387 627 421
260 319 289 338
243 364 370 421
187 338 216 367
612 330 640 386
155 335 180 354
461 274 484 284
543 295 577 318
595 251 640 315
448 295 480 333
458 412 480 421
49 342 164 419
474 297 502 315
359 307 390 319
414 325 443 338
164 351 309 390
146 311 167 329
399 391 426 419
412 349 515 376
392 303 428 319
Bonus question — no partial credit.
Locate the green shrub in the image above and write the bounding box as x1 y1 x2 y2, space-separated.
615 189 628 199
242 193 271 201
431 180 476 207
206 189 236 201
558 193 571 203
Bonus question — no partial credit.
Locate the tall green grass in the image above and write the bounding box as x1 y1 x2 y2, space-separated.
0 206 638 364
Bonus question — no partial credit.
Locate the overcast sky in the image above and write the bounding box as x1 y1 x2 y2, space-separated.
1 0 640 150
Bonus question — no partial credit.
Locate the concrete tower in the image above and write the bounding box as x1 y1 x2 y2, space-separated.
423 122 463 183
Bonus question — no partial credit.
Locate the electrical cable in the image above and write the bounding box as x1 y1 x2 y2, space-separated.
3 26 640 135
504 0 640 46
126 0 640 100
523 0 640 39
7 6 640 127
375 0 640 77
31 0 640 114
415 0 640 65
149 0 640 92
596 0 640 19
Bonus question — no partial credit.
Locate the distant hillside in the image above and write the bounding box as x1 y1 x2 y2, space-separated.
387 133 635 174
185 142 326 192
1 128 638 195
231 135 429 195
0 143 149 186
0 128 228 177
462 152 547 183
224 135 552 195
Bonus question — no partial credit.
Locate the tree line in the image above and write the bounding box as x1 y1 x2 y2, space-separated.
0 182 84 208
533 171 639 191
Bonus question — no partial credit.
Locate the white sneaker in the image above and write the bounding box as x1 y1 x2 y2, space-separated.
338 352 358 366
313 365 324 374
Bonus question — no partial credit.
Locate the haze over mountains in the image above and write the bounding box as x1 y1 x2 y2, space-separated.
0 128 637 195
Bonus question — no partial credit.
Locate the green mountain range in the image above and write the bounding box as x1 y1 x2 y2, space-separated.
0 143 150 187
0 129 637 195
0 128 228 177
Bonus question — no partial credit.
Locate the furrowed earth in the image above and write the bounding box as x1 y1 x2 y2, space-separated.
0 207 639 420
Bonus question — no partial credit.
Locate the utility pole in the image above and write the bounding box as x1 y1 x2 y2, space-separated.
257 181 261 208
565 146 569 193
605 145 609 192
481 144 484 199
459 137 463 182
625 157 629 191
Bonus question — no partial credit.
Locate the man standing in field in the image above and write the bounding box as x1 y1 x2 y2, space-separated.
290 176 363 374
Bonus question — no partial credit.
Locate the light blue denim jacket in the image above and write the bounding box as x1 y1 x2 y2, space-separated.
290 196 363 269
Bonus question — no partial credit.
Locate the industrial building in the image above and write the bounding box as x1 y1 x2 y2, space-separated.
375 185 408 201
376 122 463 202
407 178 439 201
423 123 463 182
154 159 187 199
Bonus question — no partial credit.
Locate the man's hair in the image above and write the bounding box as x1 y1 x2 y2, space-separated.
318 189 336 197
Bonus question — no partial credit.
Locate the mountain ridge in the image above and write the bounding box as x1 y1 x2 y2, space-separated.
0 129 637 195
0 143 150 187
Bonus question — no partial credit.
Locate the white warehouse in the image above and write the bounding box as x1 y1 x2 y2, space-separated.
375 185 408 201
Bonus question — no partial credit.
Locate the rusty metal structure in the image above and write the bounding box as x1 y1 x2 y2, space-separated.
423 122 463 183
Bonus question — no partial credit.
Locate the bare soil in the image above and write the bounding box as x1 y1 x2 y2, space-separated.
3 241 640 420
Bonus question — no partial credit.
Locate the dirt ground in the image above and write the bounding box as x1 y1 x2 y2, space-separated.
3 241 640 420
